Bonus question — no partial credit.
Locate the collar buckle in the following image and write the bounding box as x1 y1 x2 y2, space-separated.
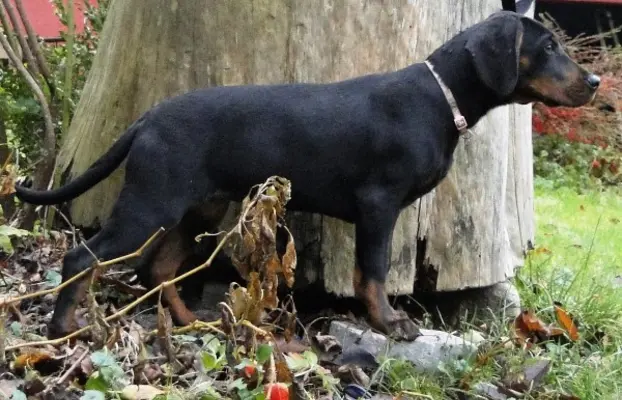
454 116 468 132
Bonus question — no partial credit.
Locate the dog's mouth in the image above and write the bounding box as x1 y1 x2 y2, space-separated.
517 75 598 108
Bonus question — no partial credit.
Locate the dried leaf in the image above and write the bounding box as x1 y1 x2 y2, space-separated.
336 364 370 387
246 272 264 325
120 384 164 400
229 285 251 320
259 209 277 245
262 255 281 309
273 335 309 354
128 321 147 346
503 359 551 393
13 350 53 370
312 335 342 354
554 303 580 341
156 301 175 363
0 164 17 196
281 230 297 288
242 231 256 258
533 247 552 255
514 310 551 346
275 359 293 383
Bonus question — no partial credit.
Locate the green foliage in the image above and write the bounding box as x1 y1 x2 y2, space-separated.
515 187 622 399
200 333 227 373
533 134 622 191
80 390 105 400
85 349 129 394
0 224 30 253
0 0 110 172
48 0 110 119
373 358 447 398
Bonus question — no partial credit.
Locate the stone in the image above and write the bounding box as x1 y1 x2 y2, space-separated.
485 280 522 318
461 329 487 346
328 321 477 373
450 280 522 325
472 382 509 400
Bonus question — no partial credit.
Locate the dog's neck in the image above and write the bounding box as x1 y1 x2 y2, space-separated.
425 36 505 129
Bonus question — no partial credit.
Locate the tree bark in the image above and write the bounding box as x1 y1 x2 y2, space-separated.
59 0 534 295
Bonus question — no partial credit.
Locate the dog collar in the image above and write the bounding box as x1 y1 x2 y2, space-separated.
424 60 470 136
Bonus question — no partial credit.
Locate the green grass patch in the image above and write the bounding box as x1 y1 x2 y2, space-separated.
514 183 622 399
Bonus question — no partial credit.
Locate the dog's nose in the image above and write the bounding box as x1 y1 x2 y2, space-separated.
586 73 600 90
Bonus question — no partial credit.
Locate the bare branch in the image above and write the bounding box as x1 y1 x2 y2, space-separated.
0 0 41 79
62 0 75 133
0 3 17 52
13 0 53 83
0 18 56 227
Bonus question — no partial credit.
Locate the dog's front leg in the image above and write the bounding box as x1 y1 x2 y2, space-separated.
352 196 421 341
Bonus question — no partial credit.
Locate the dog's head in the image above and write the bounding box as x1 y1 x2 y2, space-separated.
466 11 599 107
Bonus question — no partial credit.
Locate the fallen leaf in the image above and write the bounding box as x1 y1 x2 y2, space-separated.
312 334 342 354
120 384 164 400
336 364 370 387
514 310 558 346
13 350 54 371
502 359 551 393
156 301 175 363
554 303 579 341
273 335 309 354
533 247 552 255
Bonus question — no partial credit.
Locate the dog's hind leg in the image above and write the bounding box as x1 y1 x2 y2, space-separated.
147 201 230 326
47 190 191 339
353 191 421 341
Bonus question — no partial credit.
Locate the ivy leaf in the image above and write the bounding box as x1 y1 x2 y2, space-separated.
9 321 22 336
84 373 109 393
44 270 62 287
80 390 106 400
255 344 273 364
91 349 116 368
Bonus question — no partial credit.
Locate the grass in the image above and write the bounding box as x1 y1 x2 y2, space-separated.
514 182 622 399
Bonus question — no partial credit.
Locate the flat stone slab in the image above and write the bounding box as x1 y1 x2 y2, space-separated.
329 321 477 372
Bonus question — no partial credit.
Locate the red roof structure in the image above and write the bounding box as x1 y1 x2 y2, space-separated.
7 0 98 41
538 0 622 4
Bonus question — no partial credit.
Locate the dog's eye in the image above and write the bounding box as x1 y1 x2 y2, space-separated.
544 42 555 54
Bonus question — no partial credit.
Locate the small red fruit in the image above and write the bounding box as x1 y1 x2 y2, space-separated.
264 382 289 400
242 365 257 379
591 159 601 169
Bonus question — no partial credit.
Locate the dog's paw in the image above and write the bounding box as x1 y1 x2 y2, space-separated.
383 310 422 341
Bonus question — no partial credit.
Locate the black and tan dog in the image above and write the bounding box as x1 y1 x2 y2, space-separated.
16 11 599 340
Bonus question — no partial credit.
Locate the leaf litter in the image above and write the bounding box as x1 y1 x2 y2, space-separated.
0 176 603 399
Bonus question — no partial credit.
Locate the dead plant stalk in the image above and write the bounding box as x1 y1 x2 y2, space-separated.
4 177 286 351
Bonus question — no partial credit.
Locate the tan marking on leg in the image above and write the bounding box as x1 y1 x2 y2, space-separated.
150 227 197 326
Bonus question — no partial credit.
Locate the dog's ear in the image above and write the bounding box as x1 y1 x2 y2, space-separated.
466 13 523 97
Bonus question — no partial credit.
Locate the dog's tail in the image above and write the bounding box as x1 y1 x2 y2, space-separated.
15 118 142 205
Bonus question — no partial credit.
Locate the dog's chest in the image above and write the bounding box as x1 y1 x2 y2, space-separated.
402 154 454 207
